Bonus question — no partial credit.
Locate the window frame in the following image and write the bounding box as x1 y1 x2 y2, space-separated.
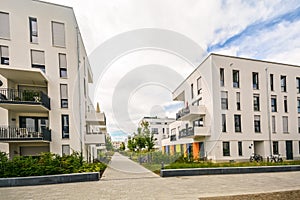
252 72 259 89
223 142 230 156
61 114 69 139
60 84 68 108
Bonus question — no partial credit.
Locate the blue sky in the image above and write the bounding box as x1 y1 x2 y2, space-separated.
46 0 300 141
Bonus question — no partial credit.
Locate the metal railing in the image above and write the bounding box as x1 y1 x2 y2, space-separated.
0 88 50 110
179 127 194 138
176 107 190 120
0 126 51 142
170 135 176 141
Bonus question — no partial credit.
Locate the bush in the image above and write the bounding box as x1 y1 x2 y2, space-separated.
0 152 107 178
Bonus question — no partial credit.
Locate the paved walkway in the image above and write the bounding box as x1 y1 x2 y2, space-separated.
1 153 300 199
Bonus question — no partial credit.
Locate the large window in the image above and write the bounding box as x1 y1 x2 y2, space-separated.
19 117 49 133
282 116 288 133
223 142 230 156
238 141 242 156
271 95 277 112
60 84 68 108
193 118 204 127
62 115 69 138
31 50 45 73
252 72 259 89
298 98 300 113
298 117 300 133
253 94 260 111
234 114 241 132
233 70 239 88
254 115 261 133
221 91 228 110
151 128 158 134
270 74 274 91
51 21 66 47
222 114 226 132
297 78 300 93
272 116 276 133
281 75 287 92
284 96 288 113
0 12 10 39
0 45 9 65
220 68 224 86
273 141 279 155
197 77 201 95
236 92 240 110
191 83 194 99
59 53 67 77
62 145 70 155
29 17 38 43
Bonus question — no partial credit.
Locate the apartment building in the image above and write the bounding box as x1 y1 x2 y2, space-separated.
139 116 174 150
0 0 103 160
162 53 300 162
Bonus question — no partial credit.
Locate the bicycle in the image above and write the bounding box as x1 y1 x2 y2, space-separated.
269 154 283 163
250 153 263 162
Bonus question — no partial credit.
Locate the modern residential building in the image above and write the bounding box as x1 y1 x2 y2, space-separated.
0 0 104 160
139 116 174 150
162 53 300 162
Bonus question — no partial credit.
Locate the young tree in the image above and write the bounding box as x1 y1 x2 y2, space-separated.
141 120 155 151
119 142 125 151
127 136 136 152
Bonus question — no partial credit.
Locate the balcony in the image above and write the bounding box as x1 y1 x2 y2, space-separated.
170 135 176 141
0 88 50 112
176 105 206 121
86 112 106 125
0 127 51 142
179 126 210 138
85 132 106 145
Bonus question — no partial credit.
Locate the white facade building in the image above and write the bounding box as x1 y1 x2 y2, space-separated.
0 0 105 160
139 116 174 150
162 53 300 162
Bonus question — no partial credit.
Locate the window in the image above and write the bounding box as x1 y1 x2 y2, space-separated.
0 12 10 39
298 117 300 133
60 84 68 108
233 70 239 88
59 53 67 77
284 96 288 113
62 115 69 138
270 74 274 91
193 118 204 127
191 83 194 99
221 91 228 110
29 17 38 43
222 114 226 132
299 142 300 154
272 116 276 133
281 76 287 92
282 116 288 133
0 45 9 65
254 115 261 133
234 114 241 132
151 128 158 134
236 92 240 110
252 72 259 89
238 141 242 156
298 98 300 113
51 21 65 47
271 96 277 112
31 50 45 72
197 77 202 95
62 145 70 155
162 128 165 134
297 78 300 93
220 68 224 86
223 142 230 156
253 94 260 111
273 141 279 155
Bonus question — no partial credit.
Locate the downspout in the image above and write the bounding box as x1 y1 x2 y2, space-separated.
76 26 83 161
265 68 272 157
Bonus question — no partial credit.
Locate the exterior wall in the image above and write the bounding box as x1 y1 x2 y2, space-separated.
0 0 93 159
163 53 300 162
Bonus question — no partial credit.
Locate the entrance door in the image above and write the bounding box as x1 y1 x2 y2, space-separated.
286 141 293 160
199 142 205 158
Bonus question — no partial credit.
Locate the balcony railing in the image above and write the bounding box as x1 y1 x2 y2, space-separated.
0 126 51 142
179 127 194 138
170 135 176 141
0 88 50 110
176 107 190 120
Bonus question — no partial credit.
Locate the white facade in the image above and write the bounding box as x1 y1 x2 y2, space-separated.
0 0 103 160
162 54 300 161
139 116 174 150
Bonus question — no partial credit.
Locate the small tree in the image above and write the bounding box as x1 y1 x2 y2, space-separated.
141 120 155 151
105 137 114 151
119 142 125 151
127 136 136 152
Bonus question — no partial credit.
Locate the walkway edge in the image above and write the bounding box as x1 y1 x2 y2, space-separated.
160 165 300 177
0 172 100 187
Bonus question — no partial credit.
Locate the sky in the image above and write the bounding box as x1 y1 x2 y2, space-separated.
45 0 300 141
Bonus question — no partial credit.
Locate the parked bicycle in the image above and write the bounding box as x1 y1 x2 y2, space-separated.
268 154 283 163
250 153 263 162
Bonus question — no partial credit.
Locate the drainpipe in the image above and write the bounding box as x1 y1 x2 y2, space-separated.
76 26 83 162
265 68 272 157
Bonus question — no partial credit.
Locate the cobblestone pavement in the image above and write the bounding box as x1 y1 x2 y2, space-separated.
1 153 300 200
